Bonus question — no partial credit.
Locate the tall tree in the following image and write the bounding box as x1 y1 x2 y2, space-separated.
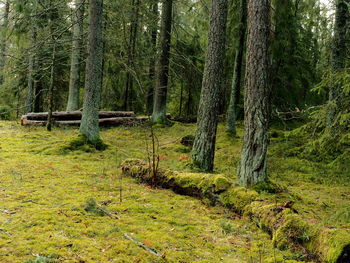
146 1 158 115
67 0 85 111
238 0 270 187
24 3 37 114
123 0 140 111
226 0 247 136
0 0 9 85
328 0 349 121
192 0 228 172
79 0 104 143
152 0 173 124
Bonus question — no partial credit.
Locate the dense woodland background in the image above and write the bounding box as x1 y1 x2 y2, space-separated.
0 0 334 117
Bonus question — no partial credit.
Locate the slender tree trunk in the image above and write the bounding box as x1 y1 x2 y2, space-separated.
124 0 140 111
67 0 85 111
226 0 247 136
79 0 104 143
152 0 173 124
0 0 9 85
34 77 43 112
47 42 56 132
25 22 37 114
238 0 270 187
146 1 158 115
328 0 349 122
192 0 228 172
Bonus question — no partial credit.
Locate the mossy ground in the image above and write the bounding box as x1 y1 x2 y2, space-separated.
0 120 348 262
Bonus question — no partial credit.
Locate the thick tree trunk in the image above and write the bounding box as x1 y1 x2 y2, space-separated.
25 23 37 114
152 0 173 124
238 0 270 187
192 0 228 172
328 0 349 122
0 0 9 85
67 0 85 111
226 0 247 136
79 0 104 143
146 1 158 115
124 0 140 111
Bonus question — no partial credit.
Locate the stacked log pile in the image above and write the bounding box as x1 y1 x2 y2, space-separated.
21 111 149 127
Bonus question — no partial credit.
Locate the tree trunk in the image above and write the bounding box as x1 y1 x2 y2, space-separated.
238 0 270 187
67 0 85 111
146 1 158 115
124 0 140 111
192 0 228 172
226 0 247 136
0 0 9 85
328 0 349 122
25 22 37 114
79 0 104 143
46 42 56 132
152 0 173 124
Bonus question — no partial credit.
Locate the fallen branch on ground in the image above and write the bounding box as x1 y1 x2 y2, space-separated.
123 233 163 257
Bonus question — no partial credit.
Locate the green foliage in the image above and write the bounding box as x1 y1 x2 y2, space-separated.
0 105 11 120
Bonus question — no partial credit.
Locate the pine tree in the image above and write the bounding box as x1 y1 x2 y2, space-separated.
192 0 228 172
226 0 247 136
238 0 270 187
152 0 173 124
79 0 104 144
67 0 85 111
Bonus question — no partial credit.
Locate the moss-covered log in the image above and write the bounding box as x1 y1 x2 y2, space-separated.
21 116 148 127
23 111 135 121
121 159 350 263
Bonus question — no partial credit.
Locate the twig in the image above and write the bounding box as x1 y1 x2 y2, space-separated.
0 228 11 236
123 233 163 257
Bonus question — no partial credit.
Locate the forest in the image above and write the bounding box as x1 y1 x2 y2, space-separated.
0 0 349 262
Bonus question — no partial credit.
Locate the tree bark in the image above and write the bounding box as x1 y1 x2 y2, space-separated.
192 0 228 172
328 0 349 122
146 1 158 115
226 0 247 136
0 0 9 85
79 0 104 143
238 0 270 187
152 0 173 124
67 0 85 111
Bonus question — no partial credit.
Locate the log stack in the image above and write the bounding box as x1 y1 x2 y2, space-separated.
21 111 149 127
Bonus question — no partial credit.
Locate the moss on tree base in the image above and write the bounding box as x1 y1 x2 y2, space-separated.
121 159 350 263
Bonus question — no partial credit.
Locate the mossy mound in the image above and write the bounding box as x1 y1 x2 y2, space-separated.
220 187 259 213
64 134 108 152
121 158 232 202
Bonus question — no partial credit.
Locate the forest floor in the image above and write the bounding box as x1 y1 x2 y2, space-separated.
0 121 349 263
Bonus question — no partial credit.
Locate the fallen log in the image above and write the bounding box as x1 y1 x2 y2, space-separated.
23 111 135 121
21 117 149 127
121 159 350 263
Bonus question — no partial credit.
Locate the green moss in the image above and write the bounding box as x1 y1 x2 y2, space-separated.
219 187 258 213
312 229 350 263
252 180 285 194
24 256 58 263
273 214 313 250
64 133 108 152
